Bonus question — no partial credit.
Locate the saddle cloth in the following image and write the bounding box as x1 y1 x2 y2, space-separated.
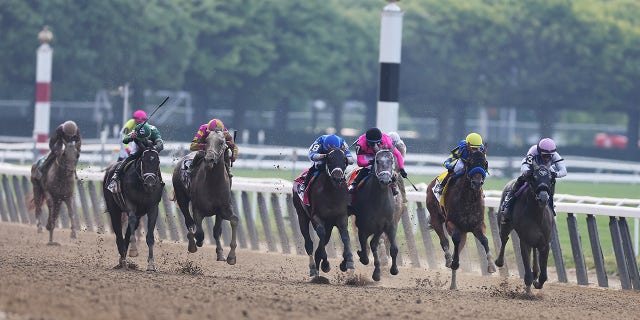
293 169 311 206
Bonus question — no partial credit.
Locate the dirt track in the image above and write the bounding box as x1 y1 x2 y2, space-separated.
1 223 639 320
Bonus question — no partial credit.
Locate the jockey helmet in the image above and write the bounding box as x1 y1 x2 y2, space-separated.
62 121 78 137
388 131 401 145
323 134 341 150
207 119 225 132
134 123 152 139
133 110 147 124
365 128 382 143
465 132 483 148
537 138 557 155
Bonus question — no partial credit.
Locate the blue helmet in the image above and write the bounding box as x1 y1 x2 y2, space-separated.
323 134 341 150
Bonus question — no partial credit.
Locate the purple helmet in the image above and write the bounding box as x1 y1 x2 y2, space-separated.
537 138 557 155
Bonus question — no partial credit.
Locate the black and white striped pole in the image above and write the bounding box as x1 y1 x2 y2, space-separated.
376 0 403 133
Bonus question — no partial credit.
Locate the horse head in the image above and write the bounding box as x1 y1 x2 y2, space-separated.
58 140 79 173
462 149 488 191
324 149 347 184
528 161 553 208
139 148 161 192
373 149 395 185
203 130 227 168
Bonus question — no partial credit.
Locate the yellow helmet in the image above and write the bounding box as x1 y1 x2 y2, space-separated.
465 132 483 148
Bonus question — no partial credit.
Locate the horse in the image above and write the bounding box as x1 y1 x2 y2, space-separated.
425 149 496 289
30 139 79 245
103 146 164 271
292 148 354 278
172 130 238 265
495 160 554 293
350 149 399 281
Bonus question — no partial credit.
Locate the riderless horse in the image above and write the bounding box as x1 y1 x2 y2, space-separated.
30 139 79 245
495 160 555 293
426 149 496 289
172 130 238 265
103 146 164 271
292 148 354 278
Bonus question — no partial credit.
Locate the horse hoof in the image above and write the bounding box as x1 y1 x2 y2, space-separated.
340 261 347 272
226 255 236 265
525 285 532 294
120 259 127 269
533 281 543 289
217 255 226 262
129 249 139 257
47 241 60 246
495 258 504 268
321 260 330 273
147 263 157 272
37 226 43 233
451 261 459 270
187 233 197 253
488 263 497 274
372 269 381 281
357 250 369 265
70 231 77 239
310 268 319 277
390 265 399 276
196 240 204 247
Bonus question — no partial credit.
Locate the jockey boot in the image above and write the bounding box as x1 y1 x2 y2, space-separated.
188 151 205 176
500 176 527 224
434 173 450 195
107 162 124 193
348 168 369 194
301 166 316 193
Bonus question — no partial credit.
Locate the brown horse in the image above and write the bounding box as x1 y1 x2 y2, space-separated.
426 149 496 289
172 130 238 265
495 160 555 293
292 148 354 278
30 139 79 245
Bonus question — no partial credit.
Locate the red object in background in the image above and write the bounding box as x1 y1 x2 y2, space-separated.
594 133 640 149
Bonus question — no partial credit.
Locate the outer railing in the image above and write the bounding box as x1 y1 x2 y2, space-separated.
0 163 639 290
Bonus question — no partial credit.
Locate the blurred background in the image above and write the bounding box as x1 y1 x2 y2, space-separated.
1 0 639 160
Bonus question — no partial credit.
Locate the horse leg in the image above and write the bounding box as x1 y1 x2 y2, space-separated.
145 207 159 271
357 230 370 265
46 199 61 245
449 228 465 290
337 216 355 272
378 235 389 266
385 224 399 276
313 222 329 274
213 215 225 261
473 229 497 273
533 248 540 283
194 213 205 248
370 233 383 281
534 244 550 289
520 244 534 294
127 212 139 257
226 213 239 266
432 215 452 267
64 197 77 239
494 223 512 268
33 183 45 233
297 210 317 277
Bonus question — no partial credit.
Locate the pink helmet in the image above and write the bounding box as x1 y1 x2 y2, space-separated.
133 110 147 123
207 119 225 131
537 138 557 155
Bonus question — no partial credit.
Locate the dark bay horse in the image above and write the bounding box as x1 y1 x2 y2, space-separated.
30 140 79 245
172 130 238 265
495 160 554 293
425 149 496 289
292 149 354 278
103 147 164 271
350 149 399 281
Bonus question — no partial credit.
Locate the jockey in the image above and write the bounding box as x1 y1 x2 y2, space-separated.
348 127 407 196
500 138 567 224
299 134 354 193
117 109 147 161
34 120 82 181
188 118 238 179
107 122 164 192
433 132 485 195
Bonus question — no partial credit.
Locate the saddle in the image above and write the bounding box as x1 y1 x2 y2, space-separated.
294 169 316 206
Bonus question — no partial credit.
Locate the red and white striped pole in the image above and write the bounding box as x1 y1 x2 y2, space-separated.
33 26 53 153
